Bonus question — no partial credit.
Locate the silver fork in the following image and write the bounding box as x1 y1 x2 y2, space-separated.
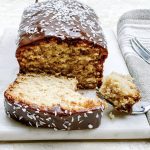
130 38 150 114
130 38 150 64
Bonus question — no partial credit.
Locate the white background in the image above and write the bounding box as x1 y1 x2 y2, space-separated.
0 0 150 149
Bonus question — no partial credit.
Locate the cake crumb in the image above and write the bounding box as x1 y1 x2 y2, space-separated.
109 112 115 119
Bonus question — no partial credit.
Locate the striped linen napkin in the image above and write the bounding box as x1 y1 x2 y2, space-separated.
117 9 150 123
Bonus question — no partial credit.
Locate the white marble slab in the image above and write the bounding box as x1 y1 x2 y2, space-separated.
0 29 149 141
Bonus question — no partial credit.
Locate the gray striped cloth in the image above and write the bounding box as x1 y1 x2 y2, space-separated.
117 9 150 123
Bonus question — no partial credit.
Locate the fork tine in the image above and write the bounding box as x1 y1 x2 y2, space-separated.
132 38 150 58
132 38 147 55
130 39 150 64
134 38 150 56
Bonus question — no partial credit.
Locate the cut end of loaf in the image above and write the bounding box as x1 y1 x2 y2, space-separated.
16 38 107 89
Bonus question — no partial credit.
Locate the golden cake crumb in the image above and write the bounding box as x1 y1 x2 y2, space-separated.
109 112 115 119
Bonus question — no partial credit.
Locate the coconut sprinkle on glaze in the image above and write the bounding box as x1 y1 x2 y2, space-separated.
18 0 107 48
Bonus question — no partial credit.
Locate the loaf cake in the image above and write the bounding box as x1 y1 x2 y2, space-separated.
99 72 141 113
16 0 108 89
4 73 105 130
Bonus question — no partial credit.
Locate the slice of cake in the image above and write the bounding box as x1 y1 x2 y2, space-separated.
4 73 105 130
16 0 108 89
99 72 141 113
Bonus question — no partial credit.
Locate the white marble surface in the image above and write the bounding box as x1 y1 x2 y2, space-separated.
0 0 150 149
0 29 150 141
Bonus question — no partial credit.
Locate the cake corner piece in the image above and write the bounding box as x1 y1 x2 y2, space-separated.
99 72 141 113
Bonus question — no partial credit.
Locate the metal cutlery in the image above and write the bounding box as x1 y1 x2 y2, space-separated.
130 38 150 64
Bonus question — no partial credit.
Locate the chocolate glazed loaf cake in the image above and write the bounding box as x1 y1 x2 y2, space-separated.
16 0 108 89
4 0 107 130
4 74 105 130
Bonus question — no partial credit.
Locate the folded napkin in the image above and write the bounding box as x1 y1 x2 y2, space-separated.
117 9 150 123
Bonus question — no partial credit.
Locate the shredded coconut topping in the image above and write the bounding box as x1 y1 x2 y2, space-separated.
18 0 106 48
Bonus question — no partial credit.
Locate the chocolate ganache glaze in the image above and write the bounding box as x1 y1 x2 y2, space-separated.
17 0 107 48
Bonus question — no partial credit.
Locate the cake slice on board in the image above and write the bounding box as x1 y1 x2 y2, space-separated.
4 73 105 130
